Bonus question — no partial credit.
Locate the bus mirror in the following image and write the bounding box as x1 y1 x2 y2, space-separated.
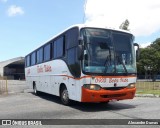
134 43 140 59
78 45 83 60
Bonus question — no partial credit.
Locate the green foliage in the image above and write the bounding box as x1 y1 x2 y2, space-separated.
138 38 160 81
119 19 130 30
150 38 160 50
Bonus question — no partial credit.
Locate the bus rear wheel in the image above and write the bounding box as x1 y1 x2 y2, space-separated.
60 86 71 105
33 85 39 95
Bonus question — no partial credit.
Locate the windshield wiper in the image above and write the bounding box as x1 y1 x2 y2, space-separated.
84 42 92 60
116 55 128 75
103 54 115 74
103 55 110 74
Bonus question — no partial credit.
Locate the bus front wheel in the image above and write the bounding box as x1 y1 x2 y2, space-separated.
60 86 71 105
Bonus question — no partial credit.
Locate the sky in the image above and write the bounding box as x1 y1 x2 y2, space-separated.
0 0 160 61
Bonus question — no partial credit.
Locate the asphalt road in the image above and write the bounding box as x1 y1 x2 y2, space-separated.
0 91 160 128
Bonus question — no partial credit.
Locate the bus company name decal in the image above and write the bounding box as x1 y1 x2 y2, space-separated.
109 78 128 83
37 65 52 73
27 69 30 75
95 77 128 83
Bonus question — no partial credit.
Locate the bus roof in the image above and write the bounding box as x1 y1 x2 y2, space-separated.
27 24 132 56
45 24 132 43
67 24 132 34
59 24 132 36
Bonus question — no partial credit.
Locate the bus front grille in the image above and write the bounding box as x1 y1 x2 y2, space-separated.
103 87 126 91
101 93 126 98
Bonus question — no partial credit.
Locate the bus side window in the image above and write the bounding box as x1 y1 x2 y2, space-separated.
31 52 36 66
37 48 43 64
66 27 81 78
26 55 30 67
66 27 79 49
53 36 65 59
44 43 51 61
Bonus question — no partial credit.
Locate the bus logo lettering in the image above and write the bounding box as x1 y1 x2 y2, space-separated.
95 78 106 83
120 78 128 82
109 78 119 83
37 65 52 73
37 66 43 73
44 65 52 72
27 69 30 75
109 78 128 83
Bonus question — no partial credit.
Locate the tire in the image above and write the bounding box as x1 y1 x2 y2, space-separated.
100 101 109 105
33 85 39 95
60 86 71 105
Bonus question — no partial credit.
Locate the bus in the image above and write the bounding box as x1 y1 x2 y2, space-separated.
25 24 139 105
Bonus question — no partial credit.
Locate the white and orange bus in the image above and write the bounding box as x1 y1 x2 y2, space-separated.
25 24 139 105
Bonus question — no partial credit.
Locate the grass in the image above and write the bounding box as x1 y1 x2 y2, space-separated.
136 81 160 95
136 90 160 95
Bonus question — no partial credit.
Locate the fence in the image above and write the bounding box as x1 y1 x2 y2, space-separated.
0 76 8 94
136 80 160 95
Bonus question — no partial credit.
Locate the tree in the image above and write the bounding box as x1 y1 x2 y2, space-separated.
150 38 160 50
137 38 160 81
119 19 130 30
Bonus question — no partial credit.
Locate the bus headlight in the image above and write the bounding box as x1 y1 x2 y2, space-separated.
127 83 136 89
83 84 101 90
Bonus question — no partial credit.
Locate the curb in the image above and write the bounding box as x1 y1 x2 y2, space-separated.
135 94 160 98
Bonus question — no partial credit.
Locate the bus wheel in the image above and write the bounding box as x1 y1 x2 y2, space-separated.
100 101 109 105
60 86 70 105
33 85 39 95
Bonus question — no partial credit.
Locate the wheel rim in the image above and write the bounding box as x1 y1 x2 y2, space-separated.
34 86 37 94
61 89 69 104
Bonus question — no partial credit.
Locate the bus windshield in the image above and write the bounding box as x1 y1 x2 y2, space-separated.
81 28 136 75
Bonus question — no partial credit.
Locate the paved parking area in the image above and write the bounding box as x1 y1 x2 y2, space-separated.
0 81 159 127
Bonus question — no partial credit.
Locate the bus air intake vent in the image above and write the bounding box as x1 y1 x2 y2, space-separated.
101 93 126 98
103 87 126 90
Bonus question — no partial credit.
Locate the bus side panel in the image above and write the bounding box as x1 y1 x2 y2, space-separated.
25 68 34 90
25 59 82 102
52 60 78 100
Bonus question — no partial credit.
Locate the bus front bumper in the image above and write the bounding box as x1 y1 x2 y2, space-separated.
81 87 136 103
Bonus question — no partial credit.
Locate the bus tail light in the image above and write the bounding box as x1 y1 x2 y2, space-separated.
83 84 101 90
